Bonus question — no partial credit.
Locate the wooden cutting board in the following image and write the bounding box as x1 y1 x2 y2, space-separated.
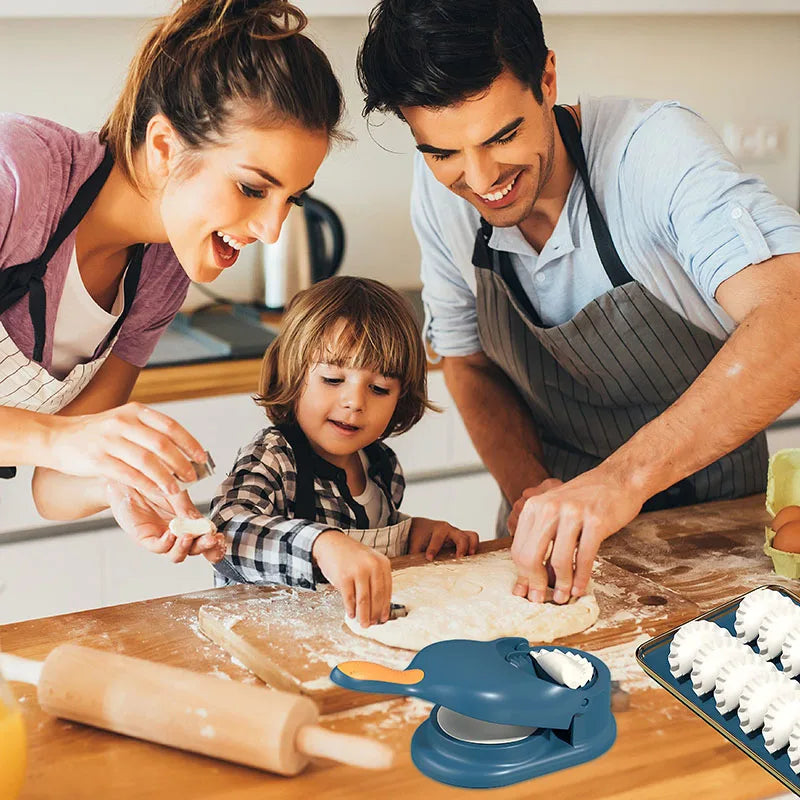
198 542 700 713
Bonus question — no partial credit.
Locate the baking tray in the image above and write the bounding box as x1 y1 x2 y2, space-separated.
636 584 800 796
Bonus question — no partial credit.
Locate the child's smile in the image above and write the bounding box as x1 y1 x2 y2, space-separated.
296 362 401 468
328 418 361 435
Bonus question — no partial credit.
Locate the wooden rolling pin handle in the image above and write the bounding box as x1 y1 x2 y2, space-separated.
296 724 394 770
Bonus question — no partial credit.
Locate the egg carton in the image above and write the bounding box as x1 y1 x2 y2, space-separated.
765 449 800 579
638 585 800 796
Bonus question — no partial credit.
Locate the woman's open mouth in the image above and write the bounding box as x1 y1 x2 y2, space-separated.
211 231 243 269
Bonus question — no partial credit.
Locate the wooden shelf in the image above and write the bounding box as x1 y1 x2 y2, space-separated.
130 358 263 405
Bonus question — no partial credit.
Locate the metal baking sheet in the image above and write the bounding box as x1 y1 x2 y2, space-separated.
636 584 800 796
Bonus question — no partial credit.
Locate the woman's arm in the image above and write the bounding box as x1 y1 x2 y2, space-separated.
31 354 139 519
31 354 223 562
31 354 199 519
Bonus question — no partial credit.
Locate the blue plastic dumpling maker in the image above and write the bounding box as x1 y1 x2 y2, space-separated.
330 637 616 788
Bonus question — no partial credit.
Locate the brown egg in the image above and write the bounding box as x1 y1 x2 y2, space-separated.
772 505 800 532
772 520 800 553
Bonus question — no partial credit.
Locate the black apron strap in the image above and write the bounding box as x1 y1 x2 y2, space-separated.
472 219 544 326
552 105 634 288
0 148 115 363
278 423 318 521
91 243 146 360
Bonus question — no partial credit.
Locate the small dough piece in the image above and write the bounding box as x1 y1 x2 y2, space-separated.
168 517 216 538
345 550 599 650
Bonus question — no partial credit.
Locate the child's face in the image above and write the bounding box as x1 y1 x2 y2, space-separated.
295 362 401 465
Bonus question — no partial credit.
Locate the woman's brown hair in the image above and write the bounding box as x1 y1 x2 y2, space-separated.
257 277 438 438
100 0 345 188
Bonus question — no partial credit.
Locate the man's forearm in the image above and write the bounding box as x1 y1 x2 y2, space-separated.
442 352 550 503
605 299 800 498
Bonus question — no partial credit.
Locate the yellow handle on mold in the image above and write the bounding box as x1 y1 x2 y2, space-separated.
337 662 424 685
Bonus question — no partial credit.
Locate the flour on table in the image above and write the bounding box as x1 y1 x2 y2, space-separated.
344 550 600 650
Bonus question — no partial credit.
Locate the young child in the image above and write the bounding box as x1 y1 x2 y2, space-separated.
210 276 479 627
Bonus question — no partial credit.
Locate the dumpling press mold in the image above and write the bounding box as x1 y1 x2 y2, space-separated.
330 637 616 789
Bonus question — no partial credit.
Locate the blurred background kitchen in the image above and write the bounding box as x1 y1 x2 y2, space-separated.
1 0 799 623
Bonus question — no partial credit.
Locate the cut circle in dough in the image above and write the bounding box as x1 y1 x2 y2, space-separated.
344 550 599 651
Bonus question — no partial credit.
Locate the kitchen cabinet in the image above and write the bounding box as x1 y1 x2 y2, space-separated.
99 525 214 607
3 0 799 16
0 527 214 626
0 531 105 625
403 472 502 541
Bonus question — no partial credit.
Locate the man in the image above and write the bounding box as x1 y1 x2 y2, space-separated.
357 0 800 605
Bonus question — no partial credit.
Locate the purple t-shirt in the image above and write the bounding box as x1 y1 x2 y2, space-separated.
0 113 190 370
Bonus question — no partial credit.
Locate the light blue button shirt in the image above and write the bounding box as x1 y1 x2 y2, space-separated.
412 95 800 358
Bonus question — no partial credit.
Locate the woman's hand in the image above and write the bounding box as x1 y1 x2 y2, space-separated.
408 517 479 560
105 482 225 564
312 530 392 627
48 402 207 500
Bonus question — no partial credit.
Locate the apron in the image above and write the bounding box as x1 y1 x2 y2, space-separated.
474 104 767 532
286 424 412 560
0 148 144 478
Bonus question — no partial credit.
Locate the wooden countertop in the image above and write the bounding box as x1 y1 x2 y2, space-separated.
3 494 796 799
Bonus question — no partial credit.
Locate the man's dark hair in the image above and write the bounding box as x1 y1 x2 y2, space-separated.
358 0 548 119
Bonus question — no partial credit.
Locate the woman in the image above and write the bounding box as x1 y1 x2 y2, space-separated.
0 0 345 563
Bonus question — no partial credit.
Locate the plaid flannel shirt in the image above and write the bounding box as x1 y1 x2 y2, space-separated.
210 423 405 589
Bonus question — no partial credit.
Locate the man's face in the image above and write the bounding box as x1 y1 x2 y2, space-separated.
401 62 557 229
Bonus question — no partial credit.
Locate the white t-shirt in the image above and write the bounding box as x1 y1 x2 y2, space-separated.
50 247 126 379
352 450 391 528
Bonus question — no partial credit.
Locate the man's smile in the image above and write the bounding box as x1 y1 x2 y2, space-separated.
472 169 524 210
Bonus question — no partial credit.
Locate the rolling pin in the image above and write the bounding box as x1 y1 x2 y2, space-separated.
0 644 393 775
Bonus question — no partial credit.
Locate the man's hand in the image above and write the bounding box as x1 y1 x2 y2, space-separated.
105 482 225 564
510 465 645 604
507 478 564 535
312 530 393 627
408 517 479 560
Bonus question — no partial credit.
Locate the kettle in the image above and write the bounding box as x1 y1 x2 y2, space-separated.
261 195 345 310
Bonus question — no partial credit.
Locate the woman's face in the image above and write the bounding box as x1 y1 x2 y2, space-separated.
159 122 329 283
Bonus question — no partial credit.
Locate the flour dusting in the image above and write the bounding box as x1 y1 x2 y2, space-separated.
590 634 657 693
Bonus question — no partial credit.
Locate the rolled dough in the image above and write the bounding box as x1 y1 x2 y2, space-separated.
344 550 599 651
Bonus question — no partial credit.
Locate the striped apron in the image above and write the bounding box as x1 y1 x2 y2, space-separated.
474 105 766 528
0 148 144 478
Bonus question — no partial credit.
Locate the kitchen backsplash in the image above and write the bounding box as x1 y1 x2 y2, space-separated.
0 12 797 302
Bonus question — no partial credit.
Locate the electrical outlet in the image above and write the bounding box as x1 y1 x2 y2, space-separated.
722 122 785 162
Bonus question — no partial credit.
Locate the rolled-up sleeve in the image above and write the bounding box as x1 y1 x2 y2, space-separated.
621 104 800 304
411 154 482 358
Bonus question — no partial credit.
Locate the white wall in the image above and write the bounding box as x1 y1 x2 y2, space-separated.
0 13 797 298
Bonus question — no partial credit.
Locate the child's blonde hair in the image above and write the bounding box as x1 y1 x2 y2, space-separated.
257 276 437 436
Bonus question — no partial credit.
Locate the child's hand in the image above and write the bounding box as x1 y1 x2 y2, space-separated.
312 530 392 628
105 482 225 564
408 517 479 561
